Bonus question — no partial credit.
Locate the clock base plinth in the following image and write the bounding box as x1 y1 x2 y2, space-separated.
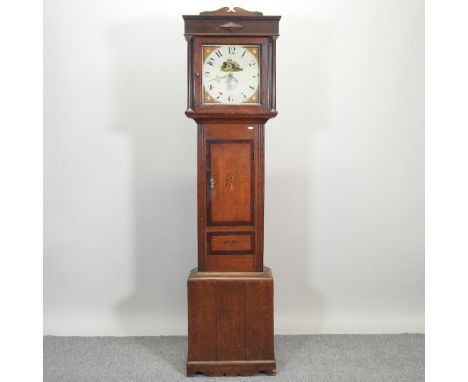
187 267 275 377
187 360 276 377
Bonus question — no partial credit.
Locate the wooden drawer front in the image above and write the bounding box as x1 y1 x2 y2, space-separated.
207 232 255 256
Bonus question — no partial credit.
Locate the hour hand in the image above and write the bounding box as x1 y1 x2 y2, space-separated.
209 74 229 82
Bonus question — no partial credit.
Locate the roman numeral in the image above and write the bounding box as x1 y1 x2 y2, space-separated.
206 58 215 66
228 46 236 55
205 71 210 76
242 50 246 57
249 61 256 67
241 92 247 99
208 84 214 90
215 50 222 58
249 85 255 90
216 92 223 99
227 96 234 102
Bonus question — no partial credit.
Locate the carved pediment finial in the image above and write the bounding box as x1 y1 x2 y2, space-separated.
200 7 263 16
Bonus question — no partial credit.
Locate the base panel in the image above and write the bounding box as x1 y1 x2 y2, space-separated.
187 360 276 377
187 267 275 377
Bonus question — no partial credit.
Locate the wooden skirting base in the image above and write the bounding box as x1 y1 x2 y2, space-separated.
187 360 276 377
187 267 276 377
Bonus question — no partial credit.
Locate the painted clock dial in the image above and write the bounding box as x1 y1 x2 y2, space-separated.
202 45 260 105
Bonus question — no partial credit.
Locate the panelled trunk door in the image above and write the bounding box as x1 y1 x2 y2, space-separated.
207 140 255 226
200 123 263 272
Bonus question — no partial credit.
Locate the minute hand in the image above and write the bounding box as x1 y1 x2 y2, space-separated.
209 74 230 82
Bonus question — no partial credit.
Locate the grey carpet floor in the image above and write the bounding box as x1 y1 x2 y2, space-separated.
44 334 424 382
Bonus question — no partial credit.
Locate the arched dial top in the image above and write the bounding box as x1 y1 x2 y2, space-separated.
202 45 260 105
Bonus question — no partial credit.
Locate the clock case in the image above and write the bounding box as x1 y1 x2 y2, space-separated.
184 10 280 273
183 8 280 377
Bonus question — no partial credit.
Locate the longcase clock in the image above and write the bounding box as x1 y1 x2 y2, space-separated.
183 7 280 377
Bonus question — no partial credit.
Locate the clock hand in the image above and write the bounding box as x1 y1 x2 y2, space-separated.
209 74 239 91
209 74 230 82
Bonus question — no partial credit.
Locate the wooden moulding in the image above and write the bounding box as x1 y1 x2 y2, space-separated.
183 8 280 38
185 111 278 124
187 267 276 377
187 360 276 377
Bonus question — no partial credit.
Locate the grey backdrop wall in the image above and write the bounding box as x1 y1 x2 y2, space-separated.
44 0 424 335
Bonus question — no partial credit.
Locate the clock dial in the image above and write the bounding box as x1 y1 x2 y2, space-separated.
202 45 260 105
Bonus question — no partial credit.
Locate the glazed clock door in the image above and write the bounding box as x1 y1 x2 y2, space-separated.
207 139 255 226
190 36 272 114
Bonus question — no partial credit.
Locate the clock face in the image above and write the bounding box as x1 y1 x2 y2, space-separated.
202 45 260 105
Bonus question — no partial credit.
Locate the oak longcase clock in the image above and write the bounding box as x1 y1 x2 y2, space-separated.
183 7 280 377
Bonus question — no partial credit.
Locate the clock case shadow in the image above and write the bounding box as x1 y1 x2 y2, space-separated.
109 16 332 376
